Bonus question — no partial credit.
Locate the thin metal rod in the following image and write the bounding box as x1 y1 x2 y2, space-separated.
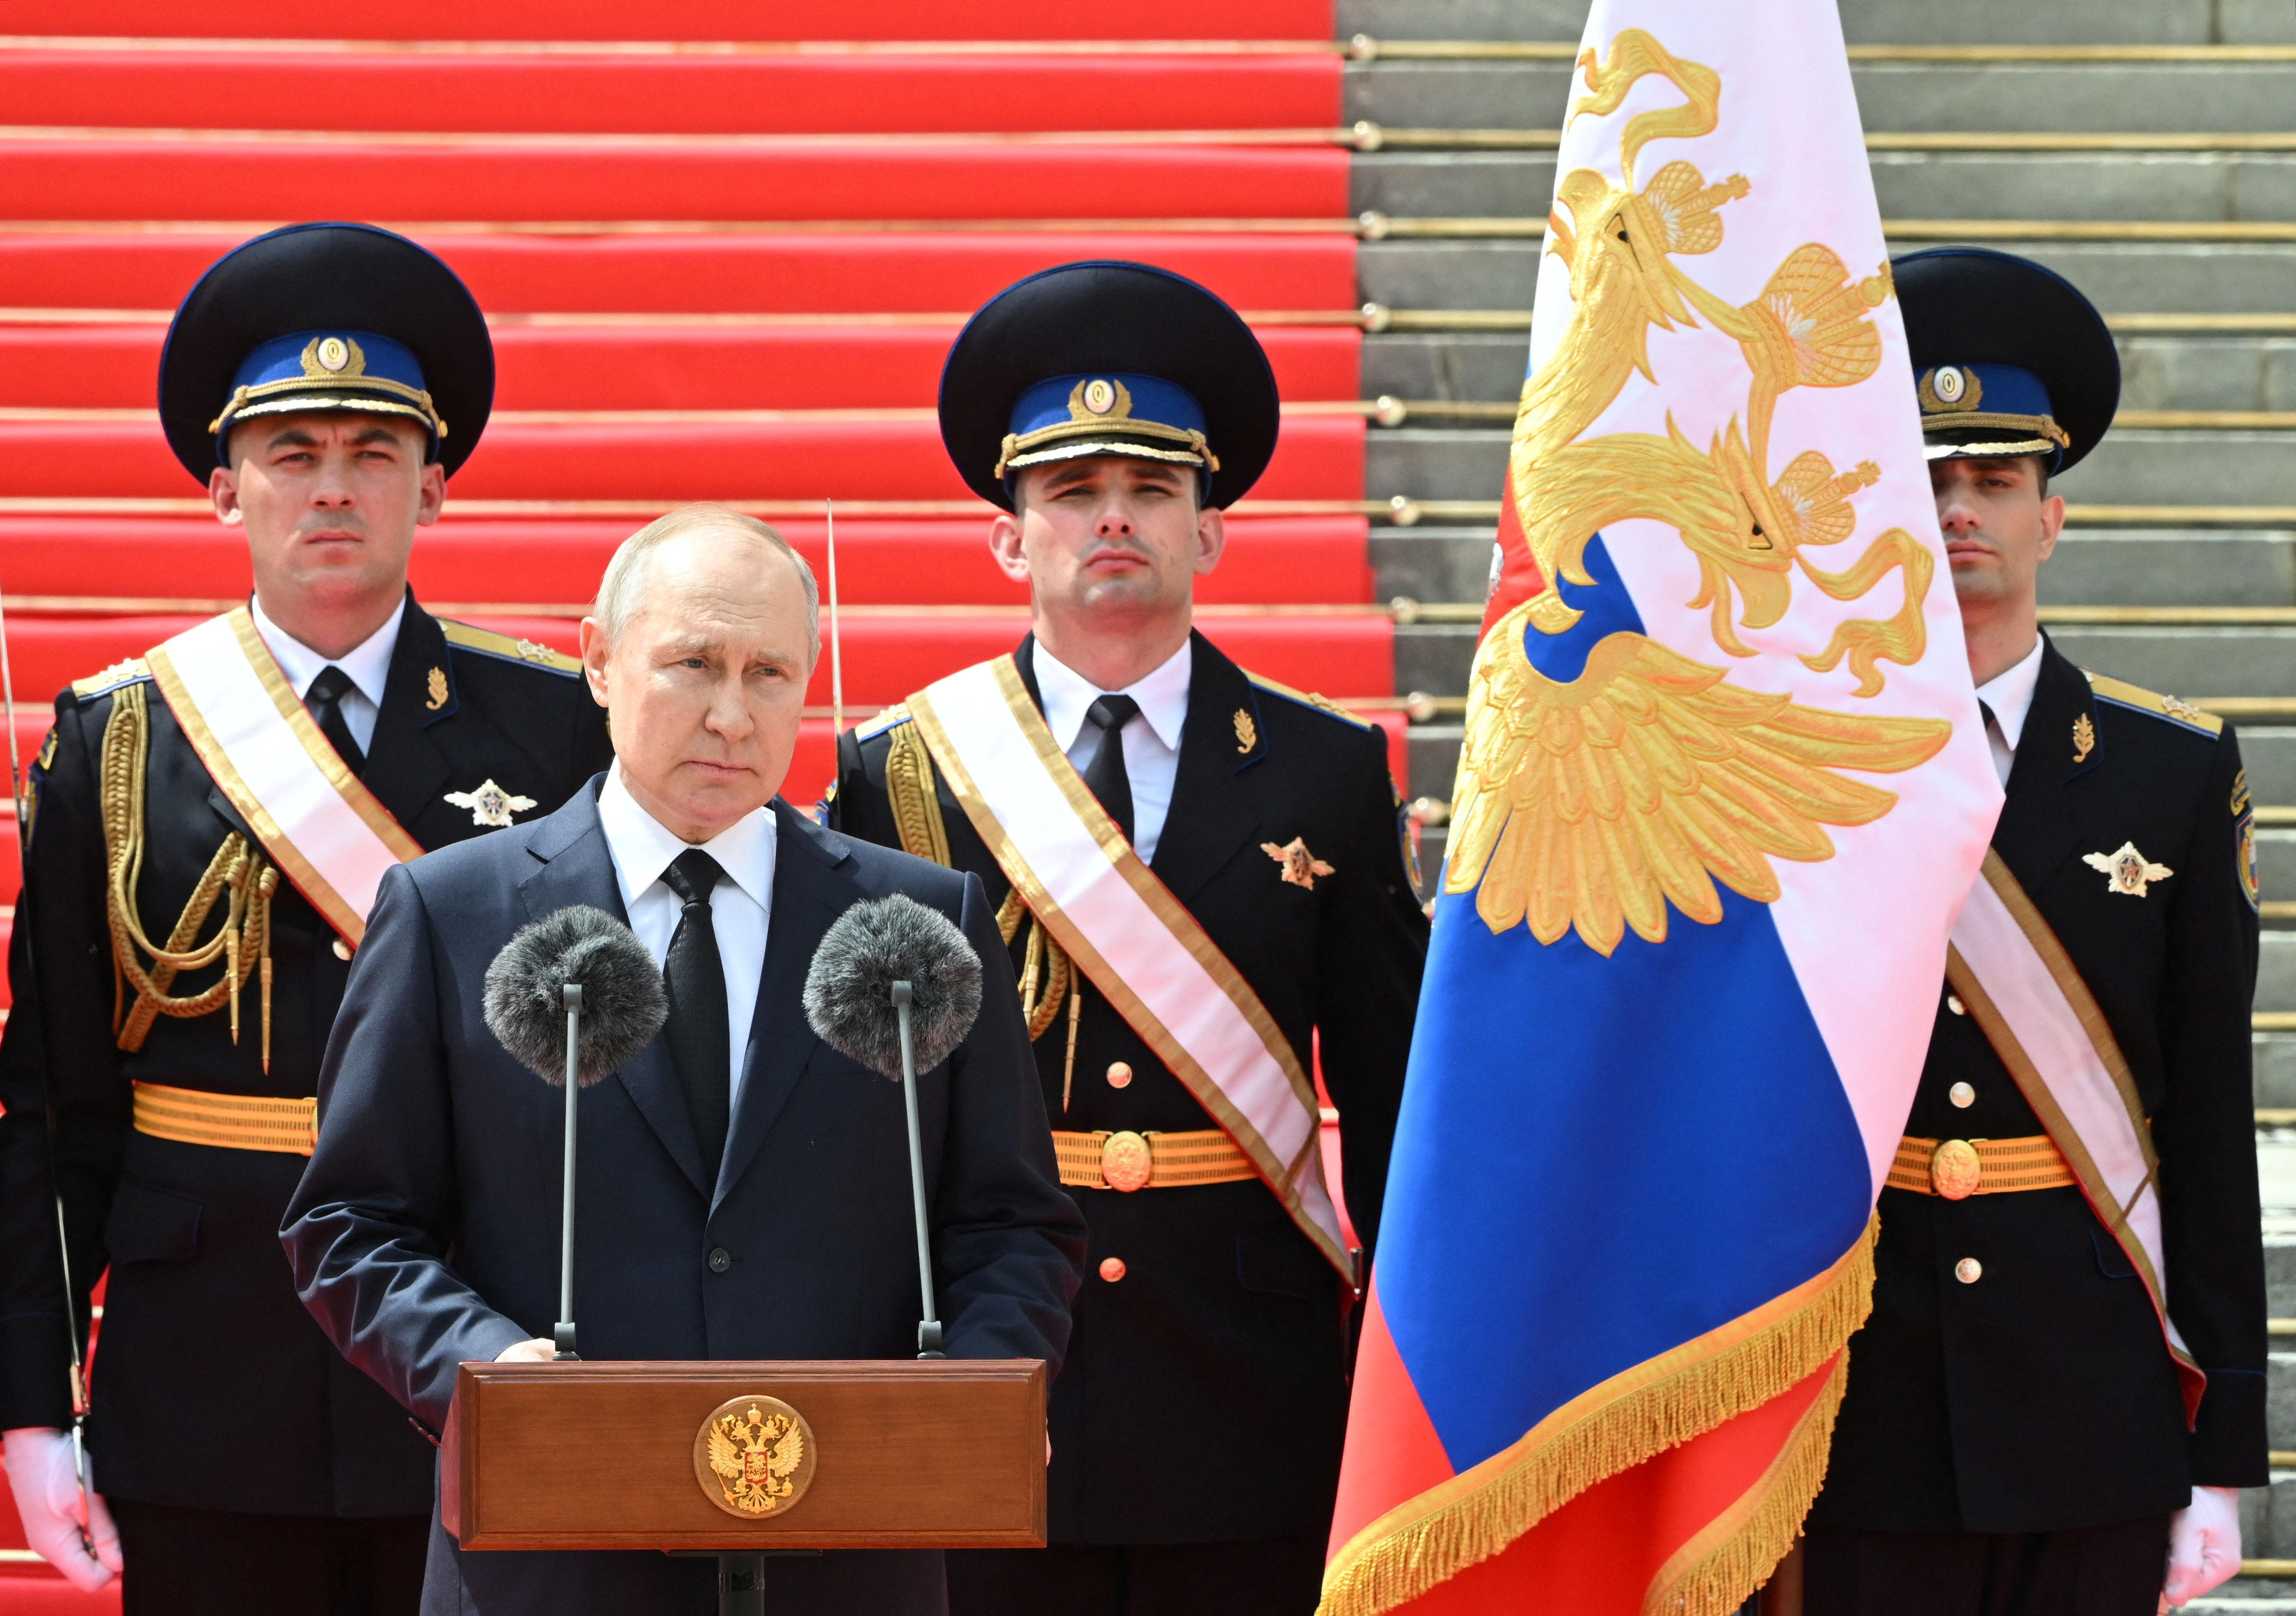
890 984 941 1356
825 496 844 738
555 984 581 1360
0 571 95 1553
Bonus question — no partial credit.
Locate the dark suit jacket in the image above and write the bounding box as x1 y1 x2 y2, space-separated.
281 785 1084 1615
1813 636 2266 1534
830 632 1428 1543
0 596 612 1516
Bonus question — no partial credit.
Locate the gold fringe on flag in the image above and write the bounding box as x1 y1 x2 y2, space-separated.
1318 1215 1876 1616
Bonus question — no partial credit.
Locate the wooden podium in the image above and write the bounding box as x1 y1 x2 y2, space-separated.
443 1358 1046 1612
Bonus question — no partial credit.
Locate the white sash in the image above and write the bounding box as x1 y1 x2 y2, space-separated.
145 609 423 946
907 656 1351 1277
1947 850 2203 1417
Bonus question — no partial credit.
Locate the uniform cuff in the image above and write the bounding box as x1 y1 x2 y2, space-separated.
2190 1365 2269 1488
0 1313 76 1433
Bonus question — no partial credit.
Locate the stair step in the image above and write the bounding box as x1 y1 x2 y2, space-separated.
0 231 1361 315
0 416 1366 503
1338 0 2296 45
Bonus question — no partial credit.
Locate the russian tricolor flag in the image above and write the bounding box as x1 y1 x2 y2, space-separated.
1322 5 2003 1613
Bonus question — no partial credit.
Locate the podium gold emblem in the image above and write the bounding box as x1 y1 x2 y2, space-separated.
694 1396 818 1517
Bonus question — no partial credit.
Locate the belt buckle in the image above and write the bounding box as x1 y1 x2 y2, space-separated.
1101 1131 1153 1192
1929 1138 1982 1200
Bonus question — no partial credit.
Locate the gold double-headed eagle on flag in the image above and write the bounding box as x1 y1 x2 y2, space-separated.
1447 29 1952 957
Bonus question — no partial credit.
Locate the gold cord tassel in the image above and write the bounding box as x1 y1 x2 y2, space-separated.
1062 975 1084 1113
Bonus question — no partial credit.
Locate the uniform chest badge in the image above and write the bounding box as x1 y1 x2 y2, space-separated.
445 778 538 827
1262 837 1334 890
2082 841 2173 897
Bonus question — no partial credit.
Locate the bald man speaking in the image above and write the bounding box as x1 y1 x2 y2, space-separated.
282 505 1085 1616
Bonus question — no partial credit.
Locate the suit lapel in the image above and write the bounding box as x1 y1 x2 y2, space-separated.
517 786 709 1197
715 802 861 1210
1149 633 1265 907
1990 636 2096 896
360 596 454 836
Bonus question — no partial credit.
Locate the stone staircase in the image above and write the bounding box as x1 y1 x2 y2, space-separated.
1339 0 2296 1597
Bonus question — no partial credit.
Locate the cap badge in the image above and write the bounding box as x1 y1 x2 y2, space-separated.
300 335 366 379
1917 366 1982 413
2082 841 2172 897
444 778 538 828
1068 377 1131 421
2071 712 2095 763
1233 708 1257 754
1262 836 1334 890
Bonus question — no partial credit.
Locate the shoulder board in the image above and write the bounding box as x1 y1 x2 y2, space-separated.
439 620 583 677
857 702 913 741
72 656 151 702
1244 671 1374 732
2084 671 2223 738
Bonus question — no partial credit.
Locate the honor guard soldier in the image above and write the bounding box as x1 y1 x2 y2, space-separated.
828 262 1430 1616
1802 249 2265 1615
0 224 613 1611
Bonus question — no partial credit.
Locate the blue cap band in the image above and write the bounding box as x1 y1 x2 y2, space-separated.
209 329 445 464
996 372 1218 478
1916 362 2070 466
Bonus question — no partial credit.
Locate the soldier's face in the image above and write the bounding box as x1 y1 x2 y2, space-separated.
212 412 442 607
578 528 815 844
991 457 1224 626
1932 455 2063 618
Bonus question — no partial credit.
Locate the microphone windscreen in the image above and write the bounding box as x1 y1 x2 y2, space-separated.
803 894 983 1080
483 904 667 1088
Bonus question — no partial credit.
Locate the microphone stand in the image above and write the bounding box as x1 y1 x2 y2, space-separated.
889 983 942 1358
554 983 580 1361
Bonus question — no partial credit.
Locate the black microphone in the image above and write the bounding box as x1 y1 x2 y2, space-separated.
483 905 666 1358
803 895 982 1357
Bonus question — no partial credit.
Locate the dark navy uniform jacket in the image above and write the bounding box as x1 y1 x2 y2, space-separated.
1813 635 2267 1534
0 598 613 1517
831 630 1429 1544
281 786 1084 1615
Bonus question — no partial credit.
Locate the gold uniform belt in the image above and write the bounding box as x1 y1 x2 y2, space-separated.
1051 1129 1258 1192
1887 1133 2076 1200
132 1081 316 1156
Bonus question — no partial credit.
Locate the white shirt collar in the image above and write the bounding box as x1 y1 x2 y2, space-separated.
250 592 406 709
594 762 778 914
1975 635 2047 753
1033 636 1192 752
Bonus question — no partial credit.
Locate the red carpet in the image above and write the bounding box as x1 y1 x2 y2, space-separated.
0 416 1367 502
0 325 1363 409
0 517 1375 606
0 137 1350 225
0 0 1334 40
0 51 1342 136
0 233 1361 317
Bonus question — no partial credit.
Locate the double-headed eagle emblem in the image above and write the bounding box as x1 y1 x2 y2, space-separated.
705 1403 807 1515
1446 29 1952 957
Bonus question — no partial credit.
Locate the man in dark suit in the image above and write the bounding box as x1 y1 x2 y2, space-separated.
282 504 1085 1616
0 224 613 1612
828 262 1428 1615
1801 249 2265 1614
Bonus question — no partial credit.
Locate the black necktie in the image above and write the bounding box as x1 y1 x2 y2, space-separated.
661 849 730 1180
1081 694 1141 845
306 665 366 775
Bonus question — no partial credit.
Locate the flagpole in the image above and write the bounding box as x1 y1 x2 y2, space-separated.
0 582 96 1557
825 498 845 738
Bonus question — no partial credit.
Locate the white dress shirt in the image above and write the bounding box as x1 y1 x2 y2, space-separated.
595 764 778 1113
1033 638 1192 864
251 593 406 758
1975 635 2047 789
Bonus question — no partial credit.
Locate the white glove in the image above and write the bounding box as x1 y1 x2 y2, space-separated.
2162 1484 2242 1607
2 1426 120 1591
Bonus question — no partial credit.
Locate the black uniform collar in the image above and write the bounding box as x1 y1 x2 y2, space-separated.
359 592 455 831
1990 631 2101 893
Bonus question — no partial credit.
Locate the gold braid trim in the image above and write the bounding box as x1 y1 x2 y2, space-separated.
890 719 1068 1040
98 682 280 1068
1638 1351 1848 1616
1318 1217 1876 1616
